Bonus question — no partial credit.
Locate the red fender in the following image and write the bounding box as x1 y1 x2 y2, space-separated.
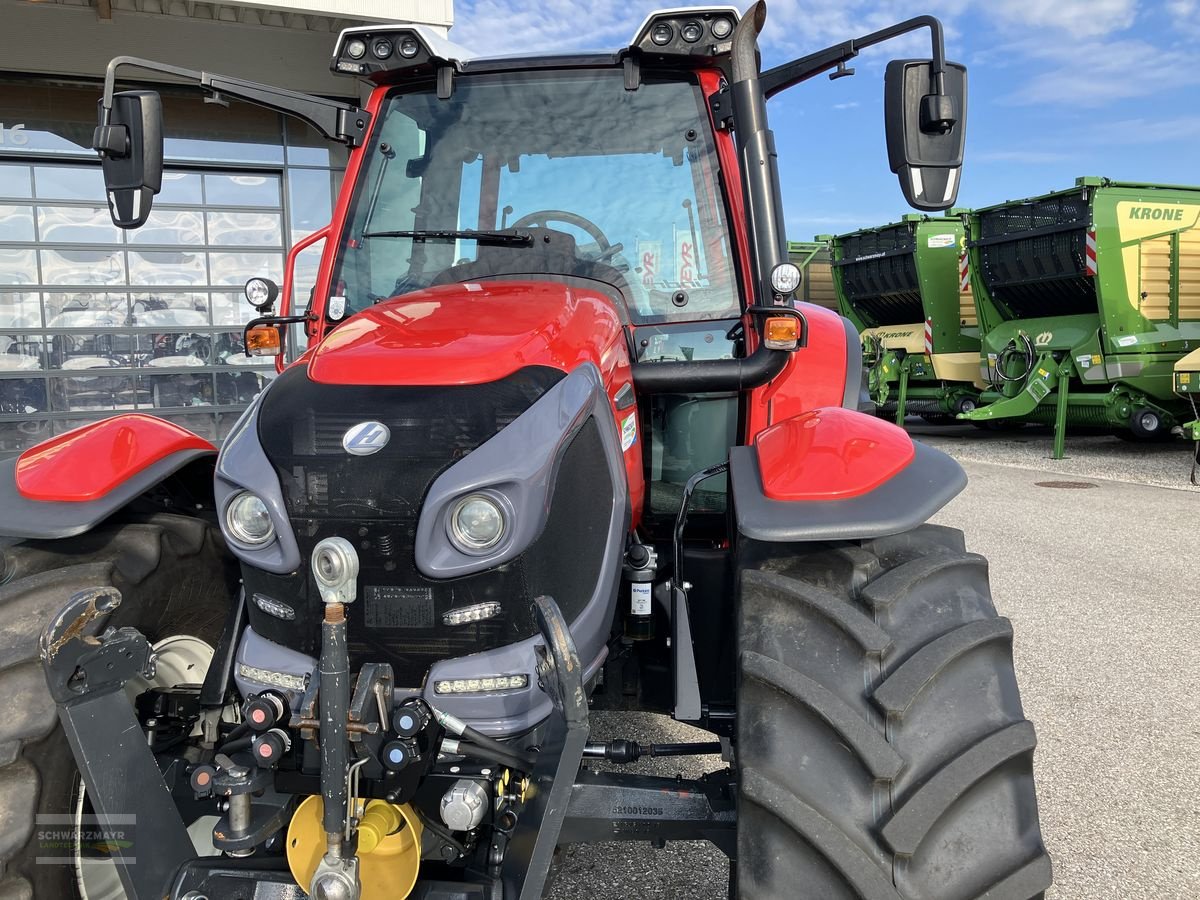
15 414 215 502
746 303 857 440
754 406 914 501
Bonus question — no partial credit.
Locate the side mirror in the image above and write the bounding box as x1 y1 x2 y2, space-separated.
884 60 967 211
92 90 164 228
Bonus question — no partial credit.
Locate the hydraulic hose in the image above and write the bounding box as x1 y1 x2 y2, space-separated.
432 706 538 771
447 738 536 773
995 333 1034 384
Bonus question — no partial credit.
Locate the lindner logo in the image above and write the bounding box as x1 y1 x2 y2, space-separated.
342 421 390 456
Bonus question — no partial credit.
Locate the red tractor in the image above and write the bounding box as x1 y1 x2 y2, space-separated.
0 4 1049 899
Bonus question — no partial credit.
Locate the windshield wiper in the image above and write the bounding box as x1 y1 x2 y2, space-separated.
361 229 533 246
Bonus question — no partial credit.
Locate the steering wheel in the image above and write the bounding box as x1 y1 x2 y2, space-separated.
509 210 623 263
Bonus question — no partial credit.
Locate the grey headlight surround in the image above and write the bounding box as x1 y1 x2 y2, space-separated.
213 384 301 574
415 362 618 579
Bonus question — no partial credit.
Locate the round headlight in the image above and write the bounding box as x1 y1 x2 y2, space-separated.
450 495 506 552
770 262 803 295
399 37 421 58
345 38 367 60
650 22 674 46
244 277 278 310
372 39 393 59
226 492 274 545
680 21 704 43
711 17 734 39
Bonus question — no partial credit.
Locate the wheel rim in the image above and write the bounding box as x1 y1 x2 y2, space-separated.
1138 411 1160 433
960 399 977 414
75 635 219 900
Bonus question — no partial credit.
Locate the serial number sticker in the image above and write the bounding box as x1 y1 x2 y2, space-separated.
364 586 434 629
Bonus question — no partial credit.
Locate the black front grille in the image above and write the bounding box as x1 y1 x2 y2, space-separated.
836 223 924 326
975 191 1097 319
248 364 567 687
263 367 559 521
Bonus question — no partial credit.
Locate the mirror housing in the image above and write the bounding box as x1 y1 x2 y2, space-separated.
884 60 967 211
93 90 164 228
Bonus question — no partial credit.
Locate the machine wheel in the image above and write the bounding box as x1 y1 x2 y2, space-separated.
952 395 978 416
1125 407 1171 442
735 525 1050 899
0 515 234 899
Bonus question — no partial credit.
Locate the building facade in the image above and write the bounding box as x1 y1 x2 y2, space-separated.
0 0 452 456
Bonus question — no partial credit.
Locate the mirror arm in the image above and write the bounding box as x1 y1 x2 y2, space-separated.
761 15 947 99
97 56 371 147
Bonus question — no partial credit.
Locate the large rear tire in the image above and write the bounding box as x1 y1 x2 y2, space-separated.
0 515 234 899
735 525 1050 899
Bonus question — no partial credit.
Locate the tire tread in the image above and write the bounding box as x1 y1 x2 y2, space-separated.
737 526 1047 900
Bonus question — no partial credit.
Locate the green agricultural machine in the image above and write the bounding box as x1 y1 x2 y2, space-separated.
1174 348 1200 480
821 215 982 424
960 177 1200 457
785 241 838 311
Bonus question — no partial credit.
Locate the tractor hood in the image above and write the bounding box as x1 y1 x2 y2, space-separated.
307 280 625 386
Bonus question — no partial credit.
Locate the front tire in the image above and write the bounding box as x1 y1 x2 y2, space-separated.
735 525 1050 899
0 515 233 899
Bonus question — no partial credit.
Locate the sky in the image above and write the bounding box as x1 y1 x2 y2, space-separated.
447 0 1200 242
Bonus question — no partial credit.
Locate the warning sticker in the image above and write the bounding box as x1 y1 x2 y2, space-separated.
621 413 637 452
927 233 956 249
1076 354 1093 368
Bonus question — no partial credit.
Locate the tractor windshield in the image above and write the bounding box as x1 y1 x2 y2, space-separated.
329 69 740 324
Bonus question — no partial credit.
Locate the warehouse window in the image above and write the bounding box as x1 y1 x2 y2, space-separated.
0 78 345 456
0 160 283 452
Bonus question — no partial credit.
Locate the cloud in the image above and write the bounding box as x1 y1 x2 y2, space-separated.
1086 115 1200 145
451 0 967 60
998 37 1200 106
1166 0 1200 35
762 0 967 60
833 101 861 110
972 115 1200 169
451 0 660 55
982 0 1137 38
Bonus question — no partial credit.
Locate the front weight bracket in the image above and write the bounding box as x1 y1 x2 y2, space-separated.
40 587 196 900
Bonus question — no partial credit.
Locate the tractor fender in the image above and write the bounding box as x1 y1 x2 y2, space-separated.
730 406 966 542
0 414 216 540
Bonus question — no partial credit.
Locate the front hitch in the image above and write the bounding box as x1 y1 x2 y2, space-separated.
40 587 196 900
500 595 591 899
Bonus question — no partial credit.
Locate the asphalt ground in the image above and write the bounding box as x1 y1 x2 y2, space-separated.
547 429 1200 900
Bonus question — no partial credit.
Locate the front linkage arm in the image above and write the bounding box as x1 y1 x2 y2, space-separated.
40 587 196 900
